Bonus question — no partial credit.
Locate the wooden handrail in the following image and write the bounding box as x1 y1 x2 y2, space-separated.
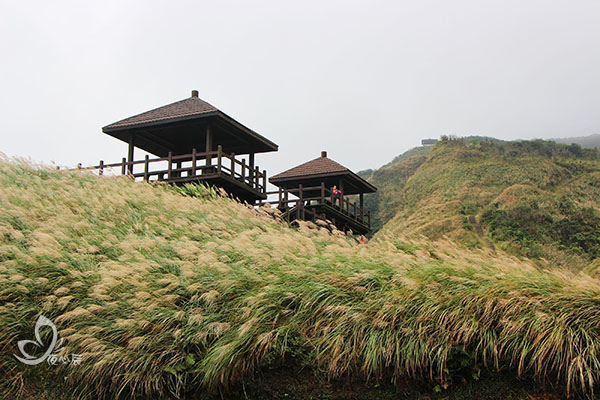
261 184 368 226
73 150 220 171
72 150 266 193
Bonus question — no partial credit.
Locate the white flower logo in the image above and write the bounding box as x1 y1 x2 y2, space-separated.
14 315 64 365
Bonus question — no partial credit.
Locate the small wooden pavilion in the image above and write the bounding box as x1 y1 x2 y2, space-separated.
269 151 377 234
98 90 278 202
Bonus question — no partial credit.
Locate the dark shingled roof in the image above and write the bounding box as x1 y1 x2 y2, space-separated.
103 96 218 130
270 152 377 194
102 91 278 156
270 155 349 180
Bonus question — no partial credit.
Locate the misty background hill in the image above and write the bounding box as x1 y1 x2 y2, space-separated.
552 133 600 148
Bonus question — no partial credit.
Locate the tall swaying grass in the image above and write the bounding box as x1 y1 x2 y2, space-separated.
1 159 600 398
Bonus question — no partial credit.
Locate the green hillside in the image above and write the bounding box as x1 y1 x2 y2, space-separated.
2 160 600 399
359 149 430 233
365 138 600 271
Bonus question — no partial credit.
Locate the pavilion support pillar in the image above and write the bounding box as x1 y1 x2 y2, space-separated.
127 134 135 175
249 153 255 186
360 193 364 221
205 124 213 167
339 179 344 210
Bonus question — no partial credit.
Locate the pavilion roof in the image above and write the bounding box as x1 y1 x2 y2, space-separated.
102 91 278 156
270 152 376 194
103 95 218 130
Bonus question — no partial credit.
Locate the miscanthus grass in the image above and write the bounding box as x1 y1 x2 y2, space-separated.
0 159 600 398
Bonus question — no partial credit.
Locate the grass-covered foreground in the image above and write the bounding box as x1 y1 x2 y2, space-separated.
1 161 600 399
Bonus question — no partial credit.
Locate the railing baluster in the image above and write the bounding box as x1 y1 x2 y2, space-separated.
121 158 126 175
99 160 104 176
262 170 267 194
241 159 246 184
230 153 235 177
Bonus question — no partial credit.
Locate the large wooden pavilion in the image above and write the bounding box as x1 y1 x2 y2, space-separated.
97 90 278 202
268 151 377 234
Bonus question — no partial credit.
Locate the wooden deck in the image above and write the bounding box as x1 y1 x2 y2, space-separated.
258 184 371 234
73 145 267 202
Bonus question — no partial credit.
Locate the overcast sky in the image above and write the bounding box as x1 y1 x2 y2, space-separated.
1 0 599 175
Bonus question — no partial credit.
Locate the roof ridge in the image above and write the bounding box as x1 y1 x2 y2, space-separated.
270 155 349 180
103 95 218 131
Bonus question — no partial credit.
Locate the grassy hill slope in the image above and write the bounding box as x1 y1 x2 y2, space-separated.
1 161 600 399
365 138 600 270
359 149 430 233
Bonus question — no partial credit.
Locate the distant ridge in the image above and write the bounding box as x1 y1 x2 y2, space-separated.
551 133 600 149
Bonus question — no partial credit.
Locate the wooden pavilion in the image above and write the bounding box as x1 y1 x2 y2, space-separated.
268 151 377 234
96 90 278 202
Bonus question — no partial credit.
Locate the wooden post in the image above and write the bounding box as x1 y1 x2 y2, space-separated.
339 180 344 210
262 170 267 194
99 160 104 176
278 187 283 209
249 153 255 184
205 124 213 166
191 148 197 176
217 145 222 173
144 155 149 181
360 193 364 222
320 182 325 204
230 153 235 177
299 184 304 219
127 134 135 174
254 167 260 189
284 188 289 213
167 152 173 180
121 158 126 175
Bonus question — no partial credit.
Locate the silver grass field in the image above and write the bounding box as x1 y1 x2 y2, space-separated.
1 160 600 398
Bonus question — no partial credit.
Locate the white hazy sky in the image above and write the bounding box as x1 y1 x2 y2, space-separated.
1 0 599 175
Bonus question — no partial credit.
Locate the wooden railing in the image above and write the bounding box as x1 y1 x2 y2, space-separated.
70 145 267 194
258 183 370 227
